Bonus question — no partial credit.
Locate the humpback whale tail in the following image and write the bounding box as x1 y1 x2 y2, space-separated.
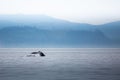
30 51 45 57
38 51 45 57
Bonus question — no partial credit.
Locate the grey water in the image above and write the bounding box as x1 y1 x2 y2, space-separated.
0 48 120 80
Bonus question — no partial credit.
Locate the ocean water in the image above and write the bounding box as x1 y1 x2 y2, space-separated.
0 48 120 80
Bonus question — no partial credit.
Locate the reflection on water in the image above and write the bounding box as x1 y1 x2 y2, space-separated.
0 48 120 80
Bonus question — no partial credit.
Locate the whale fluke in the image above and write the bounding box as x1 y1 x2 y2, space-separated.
39 52 45 56
30 51 45 57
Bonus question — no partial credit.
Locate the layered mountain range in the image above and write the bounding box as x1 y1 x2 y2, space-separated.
0 15 120 48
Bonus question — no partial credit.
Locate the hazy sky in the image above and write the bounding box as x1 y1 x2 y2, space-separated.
0 0 120 24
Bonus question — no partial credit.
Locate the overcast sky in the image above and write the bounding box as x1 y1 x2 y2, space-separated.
0 0 120 24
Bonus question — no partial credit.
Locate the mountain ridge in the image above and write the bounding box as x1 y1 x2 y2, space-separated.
0 15 120 47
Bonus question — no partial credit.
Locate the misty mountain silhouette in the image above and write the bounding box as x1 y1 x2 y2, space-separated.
0 15 120 48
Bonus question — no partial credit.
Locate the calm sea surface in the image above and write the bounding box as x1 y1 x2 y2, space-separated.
0 48 120 80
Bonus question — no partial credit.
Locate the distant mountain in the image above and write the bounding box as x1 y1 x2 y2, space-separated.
0 15 120 48
98 21 120 40
0 27 110 48
0 15 95 30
